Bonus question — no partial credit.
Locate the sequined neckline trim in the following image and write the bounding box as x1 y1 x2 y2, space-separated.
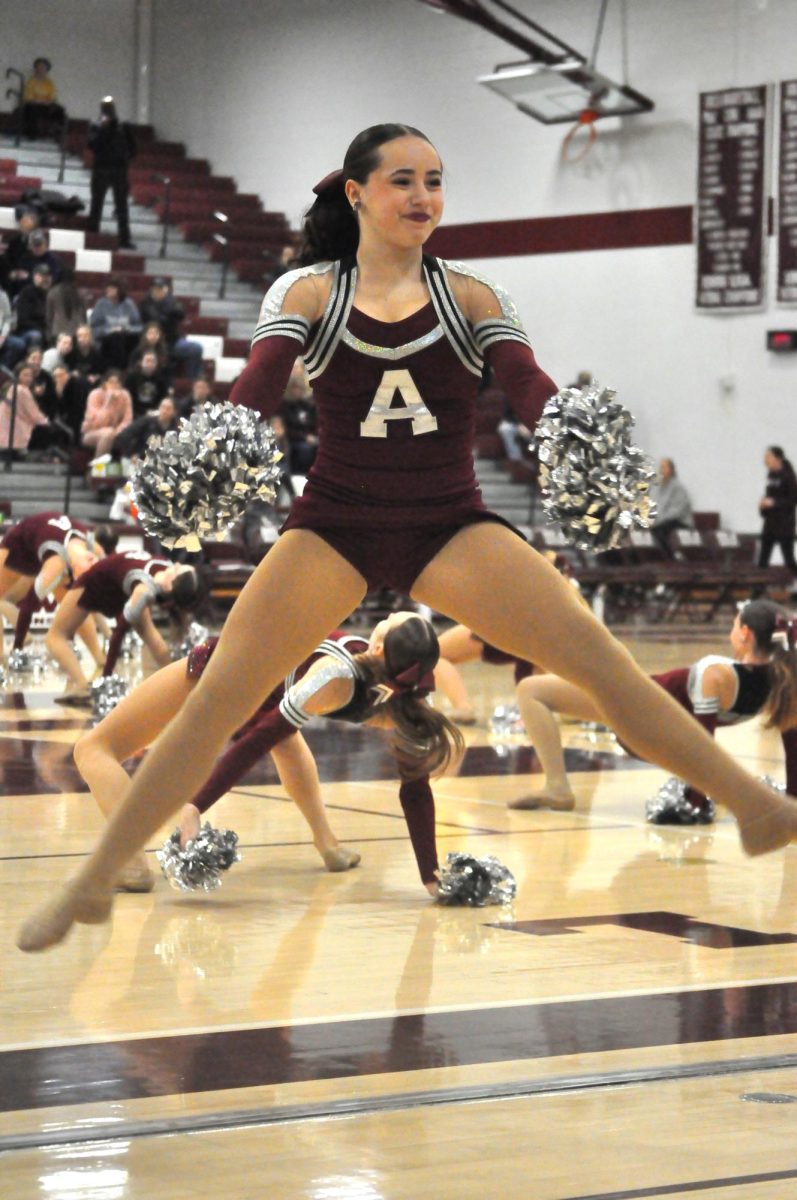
340 325 444 359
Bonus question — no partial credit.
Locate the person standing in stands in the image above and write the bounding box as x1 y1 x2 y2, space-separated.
86 98 137 250
759 445 797 583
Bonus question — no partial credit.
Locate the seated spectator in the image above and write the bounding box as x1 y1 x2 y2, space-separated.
179 375 214 417
139 279 203 379
128 321 170 373
0 284 25 370
42 332 74 374
50 364 88 443
279 361 318 474
0 364 49 454
46 267 87 341
89 278 142 370
652 457 695 555
124 350 170 417
21 229 62 284
113 395 179 462
81 368 132 457
71 324 103 387
21 57 65 141
497 397 532 463
0 207 42 298
567 369 594 391
24 347 57 419
13 263 52 351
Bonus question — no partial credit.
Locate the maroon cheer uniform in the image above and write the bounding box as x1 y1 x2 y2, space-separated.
71 551 171 674
475 636 534 684
1 511 92 580
230 254 557 593
646 655 797 809
186 631 438 884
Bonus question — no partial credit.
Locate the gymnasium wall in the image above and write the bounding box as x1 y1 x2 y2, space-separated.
4 0 797 532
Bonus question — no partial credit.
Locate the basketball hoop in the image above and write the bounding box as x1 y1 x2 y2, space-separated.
560 99 601 163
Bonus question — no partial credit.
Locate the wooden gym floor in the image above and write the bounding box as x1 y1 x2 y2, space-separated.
2 621 797 1199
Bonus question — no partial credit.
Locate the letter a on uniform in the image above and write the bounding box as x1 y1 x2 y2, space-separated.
360 369 438 438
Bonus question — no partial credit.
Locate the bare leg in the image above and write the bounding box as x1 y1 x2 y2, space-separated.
270 733 361 871
509 675 601 810
73 658 194 891
77 616 105 674
46 590 92 691
17 531 366 951
412 524 797 856
435 625 481 721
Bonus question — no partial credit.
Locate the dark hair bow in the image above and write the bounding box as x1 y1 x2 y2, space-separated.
386 662 436 699
773 615 797 651
312 169 344 196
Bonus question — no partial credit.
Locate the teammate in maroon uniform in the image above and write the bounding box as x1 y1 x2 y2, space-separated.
45 551 200 701
73 614 457 894
507 601 797 816
19 124 797 953
435 623 535 725
0 511 99 604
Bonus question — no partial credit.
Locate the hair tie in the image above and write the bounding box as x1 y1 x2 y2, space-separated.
312 169 344 197
371 662 436 706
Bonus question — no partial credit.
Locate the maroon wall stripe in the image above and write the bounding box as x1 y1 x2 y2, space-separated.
427 205 694 259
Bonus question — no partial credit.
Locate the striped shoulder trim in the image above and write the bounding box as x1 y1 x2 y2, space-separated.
473 317 532 354
250 261 335 349
304 260 357 380
423 257 482 377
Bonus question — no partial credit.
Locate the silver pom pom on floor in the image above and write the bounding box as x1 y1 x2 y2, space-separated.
91 674 129 722
645 776 715 825
157 823 240 892
436 852 517 906
534 383 656 550
131 401 283 551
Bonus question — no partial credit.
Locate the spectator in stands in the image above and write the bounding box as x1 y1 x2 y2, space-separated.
42 332 74 374
0 207 41 297
0 284 25 370
139 279 203 379
124 350 170 417
21 229 62 284
652 457 695 555
279 361 318 473
497 396 532 463
71 324 102 386
81 368 132 457
24 347 57 418
567 369 593 391
21 58 65 142
50 364 88 443
0 364 49 454
113 395 179 463
759 445 797 579
179 375 214 417
46 267 86 341
263 243 298 288
128 321 170 373
13 263 52 351
86 97 137 250
89 278 142 370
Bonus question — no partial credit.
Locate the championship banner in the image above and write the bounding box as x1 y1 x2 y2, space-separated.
777 79 797 304
696 85 770 312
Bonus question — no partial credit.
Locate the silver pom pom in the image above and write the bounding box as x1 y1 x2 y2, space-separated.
172 621 210 662
534 384 656 550
91 674 129 721
645 776 715 825
119 630 143 661
157 822 240 892
436 852 517 906
489 703 523 735
131 401 283 550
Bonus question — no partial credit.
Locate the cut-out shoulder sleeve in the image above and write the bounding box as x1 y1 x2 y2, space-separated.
229 264 333 420
443 261 557 431
278 656 355 728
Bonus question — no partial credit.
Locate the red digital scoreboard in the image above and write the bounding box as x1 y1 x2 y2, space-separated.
767 330 797 351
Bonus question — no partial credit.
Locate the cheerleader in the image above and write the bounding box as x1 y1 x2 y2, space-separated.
19 124 797 952
508 601 797 816
46 550 199 702
74 612 458 894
